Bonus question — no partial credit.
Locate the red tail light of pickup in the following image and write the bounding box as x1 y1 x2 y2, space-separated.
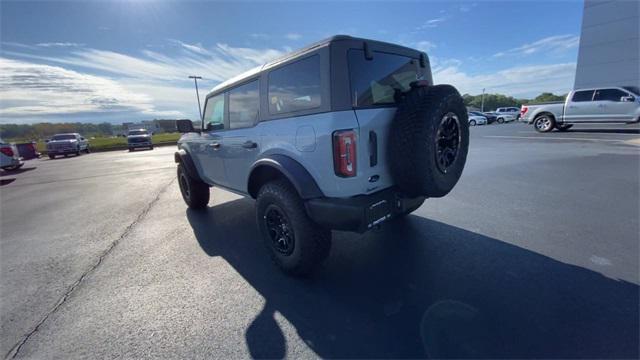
333 130 357 177
520 106 529 117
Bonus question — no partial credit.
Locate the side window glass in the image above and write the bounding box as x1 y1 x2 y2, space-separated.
594 89 627 102
229 80 260 129
268 55 322 115
203 94 225 131
571 90 595 102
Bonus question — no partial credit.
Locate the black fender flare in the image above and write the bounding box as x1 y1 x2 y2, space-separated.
247 154 324 199
174 149 204 183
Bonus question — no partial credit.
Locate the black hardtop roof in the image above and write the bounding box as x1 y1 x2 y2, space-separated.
207 35 427 96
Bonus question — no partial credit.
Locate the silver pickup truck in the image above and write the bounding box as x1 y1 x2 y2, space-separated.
521 86 640 132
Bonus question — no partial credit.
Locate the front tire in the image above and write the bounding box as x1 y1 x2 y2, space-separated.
48 154 55 159
534 115 555 133
177 163 210 210
497 117 505 124
469 120 476 126
256 180 331 276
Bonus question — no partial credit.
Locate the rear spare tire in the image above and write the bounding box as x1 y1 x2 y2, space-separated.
389 84 469 198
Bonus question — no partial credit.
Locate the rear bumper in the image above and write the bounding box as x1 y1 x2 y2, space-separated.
305 187 426 233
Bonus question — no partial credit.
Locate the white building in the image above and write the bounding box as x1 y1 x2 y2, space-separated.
574 0 639 89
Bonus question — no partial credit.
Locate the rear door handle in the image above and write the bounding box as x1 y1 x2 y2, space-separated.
207 142 221 150
242 141 257 149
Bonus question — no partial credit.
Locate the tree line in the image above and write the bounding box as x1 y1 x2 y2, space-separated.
462 92 566 111
0 120 181 141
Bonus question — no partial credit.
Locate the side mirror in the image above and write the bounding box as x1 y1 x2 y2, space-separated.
45 139 50 143
176 119 197 133
621 96 635 102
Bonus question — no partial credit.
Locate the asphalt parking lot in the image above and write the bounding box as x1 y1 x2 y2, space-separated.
1 123 639 358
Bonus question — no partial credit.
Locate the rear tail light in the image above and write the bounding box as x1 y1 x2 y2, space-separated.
333 129 357 177
28 143 36 151
0 147 14 157
520 106 528 117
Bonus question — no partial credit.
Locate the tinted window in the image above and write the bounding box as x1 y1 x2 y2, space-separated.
594 88 628 102
571 90 594 102
51 134 76 140
349 50 420 107
268 55 321 115
128 130 148 136
203 94 225 130
229 80 260 129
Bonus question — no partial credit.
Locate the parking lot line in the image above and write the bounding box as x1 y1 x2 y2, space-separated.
517 131 640 136
483 135 629 143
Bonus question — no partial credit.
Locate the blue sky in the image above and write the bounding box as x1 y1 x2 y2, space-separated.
0 1 584 124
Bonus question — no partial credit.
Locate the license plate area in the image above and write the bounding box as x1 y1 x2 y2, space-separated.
367 199 391 229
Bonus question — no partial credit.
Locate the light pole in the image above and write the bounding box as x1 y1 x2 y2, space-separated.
481 88 486 112
188 75 203 123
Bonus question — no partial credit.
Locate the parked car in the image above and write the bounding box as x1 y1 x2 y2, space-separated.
470 111 495 124
495 113 517 123
15 142 40 160
495 107 521 120
46 133 90 159
520 86 640 132
175 35 469 275
468 113 488 126
481 111 498 124
127 129 154 151
0 139 24 171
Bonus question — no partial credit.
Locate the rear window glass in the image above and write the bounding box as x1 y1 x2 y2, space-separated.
349 50 420 107
51 134 76 140
128 130 148 136
571 90 594 102
268 55 321 115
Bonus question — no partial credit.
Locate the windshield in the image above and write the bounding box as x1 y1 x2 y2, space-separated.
622 86 639 95
349 50 422 107
128 130 149 136
51 134 76 140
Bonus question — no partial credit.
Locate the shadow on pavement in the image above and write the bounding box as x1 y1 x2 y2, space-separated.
0 167 36 176
0 178 16 186
186 199 639 359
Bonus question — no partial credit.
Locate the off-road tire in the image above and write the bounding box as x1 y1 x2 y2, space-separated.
389 84 469 198
177 163 210 210
256 179 331 276
556 124 573 132
534 114 555 133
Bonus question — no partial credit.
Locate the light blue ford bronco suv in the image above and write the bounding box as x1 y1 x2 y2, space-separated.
175 36 469 275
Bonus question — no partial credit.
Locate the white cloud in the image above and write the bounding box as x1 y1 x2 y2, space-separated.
0 41 288 122
36 42 84 48
284 33 302 40
414 41 437 52
417 17 447 30
0 58 161 118
494 34 579 58
250 33 270 39
433 60 576 97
